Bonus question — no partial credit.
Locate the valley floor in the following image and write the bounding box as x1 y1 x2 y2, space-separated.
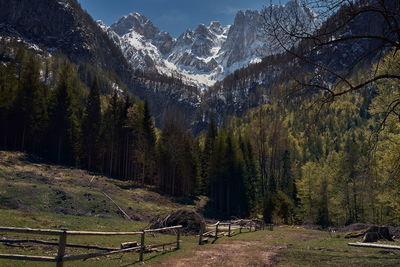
1 151 400 266
0 209 400 266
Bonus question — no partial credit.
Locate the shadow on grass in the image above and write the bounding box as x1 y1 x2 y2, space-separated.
120 248 178 267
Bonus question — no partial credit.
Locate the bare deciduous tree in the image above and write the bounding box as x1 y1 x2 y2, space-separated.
262 0 400 108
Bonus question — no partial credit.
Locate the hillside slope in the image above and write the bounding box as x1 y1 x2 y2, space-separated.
0 151 199 221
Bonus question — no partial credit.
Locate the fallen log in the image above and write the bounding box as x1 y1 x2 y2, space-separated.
120 242 138 249
348 242 400 250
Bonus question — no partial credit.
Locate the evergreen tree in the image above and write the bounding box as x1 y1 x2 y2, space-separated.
81 77 102 171
200 116 217 194
101 91 122 177
142 100 157 184
239 137 261 215
47 63 81 165
206 129 249 218
11 54 48 153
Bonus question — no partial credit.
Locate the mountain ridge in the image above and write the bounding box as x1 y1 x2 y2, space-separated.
101 0 316 89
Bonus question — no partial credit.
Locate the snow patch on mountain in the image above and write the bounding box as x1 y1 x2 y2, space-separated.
99 0 316 89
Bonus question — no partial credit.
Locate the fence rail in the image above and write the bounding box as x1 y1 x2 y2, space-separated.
198 219 273 245
0 225 183 266
0 219 274 265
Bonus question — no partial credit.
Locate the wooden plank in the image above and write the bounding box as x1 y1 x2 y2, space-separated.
56 230 67 267
62 247 141 262
0 227 63 235
203 230 214 236
0 226 143 236
0 239 117 251
147 241 178 249
66 230 142 236
139 231 145 261
0 254 56 262
348 242 400 250
176 228 180 249
120 242 138 249
144 225 183 233
198 227 204 245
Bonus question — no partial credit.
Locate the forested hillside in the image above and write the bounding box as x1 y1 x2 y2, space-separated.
0 0 399 229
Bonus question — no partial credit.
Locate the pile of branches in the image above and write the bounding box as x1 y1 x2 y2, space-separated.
148 209 205 235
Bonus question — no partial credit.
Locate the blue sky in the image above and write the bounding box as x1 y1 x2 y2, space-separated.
77 0 287 37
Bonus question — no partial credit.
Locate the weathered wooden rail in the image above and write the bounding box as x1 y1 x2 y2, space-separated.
0 225 182 266
198 219 273 245
348 242 400 250
0 219 273 265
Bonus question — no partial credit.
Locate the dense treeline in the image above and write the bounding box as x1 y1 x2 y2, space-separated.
0 46 257 217
225 51 400 226
0 48 159 181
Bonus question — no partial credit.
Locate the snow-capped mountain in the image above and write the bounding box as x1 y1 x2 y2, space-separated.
100 0 316 89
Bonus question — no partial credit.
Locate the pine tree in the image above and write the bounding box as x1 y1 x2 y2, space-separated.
47 63 81 165
101 91 121 176
142 100 157 184
206 129 249 218
81 77 102 171
240 137 261 215
200 116 217 194
12 54 48 153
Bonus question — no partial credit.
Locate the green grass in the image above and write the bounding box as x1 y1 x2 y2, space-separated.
0 213 400 266
279 235 400 267
0 209 198 266
0 151 187 220
1 152 400 266
224 226 400 267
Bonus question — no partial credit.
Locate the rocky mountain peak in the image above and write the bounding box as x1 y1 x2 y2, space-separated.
209 21 224 35
100 2 316 88
112 13 157 38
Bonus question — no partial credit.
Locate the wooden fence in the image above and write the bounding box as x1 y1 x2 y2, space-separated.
198 219 274 245
0 219 274 265
0 225 182 266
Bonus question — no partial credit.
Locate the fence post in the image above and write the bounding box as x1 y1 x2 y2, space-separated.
176 228 181 249
228 223 231 237
215 223 219 239
239 221 242 234
56 229 67 267
139 231 145 262
198 227 203 245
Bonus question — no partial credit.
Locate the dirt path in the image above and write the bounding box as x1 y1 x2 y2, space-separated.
156 239 286 267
